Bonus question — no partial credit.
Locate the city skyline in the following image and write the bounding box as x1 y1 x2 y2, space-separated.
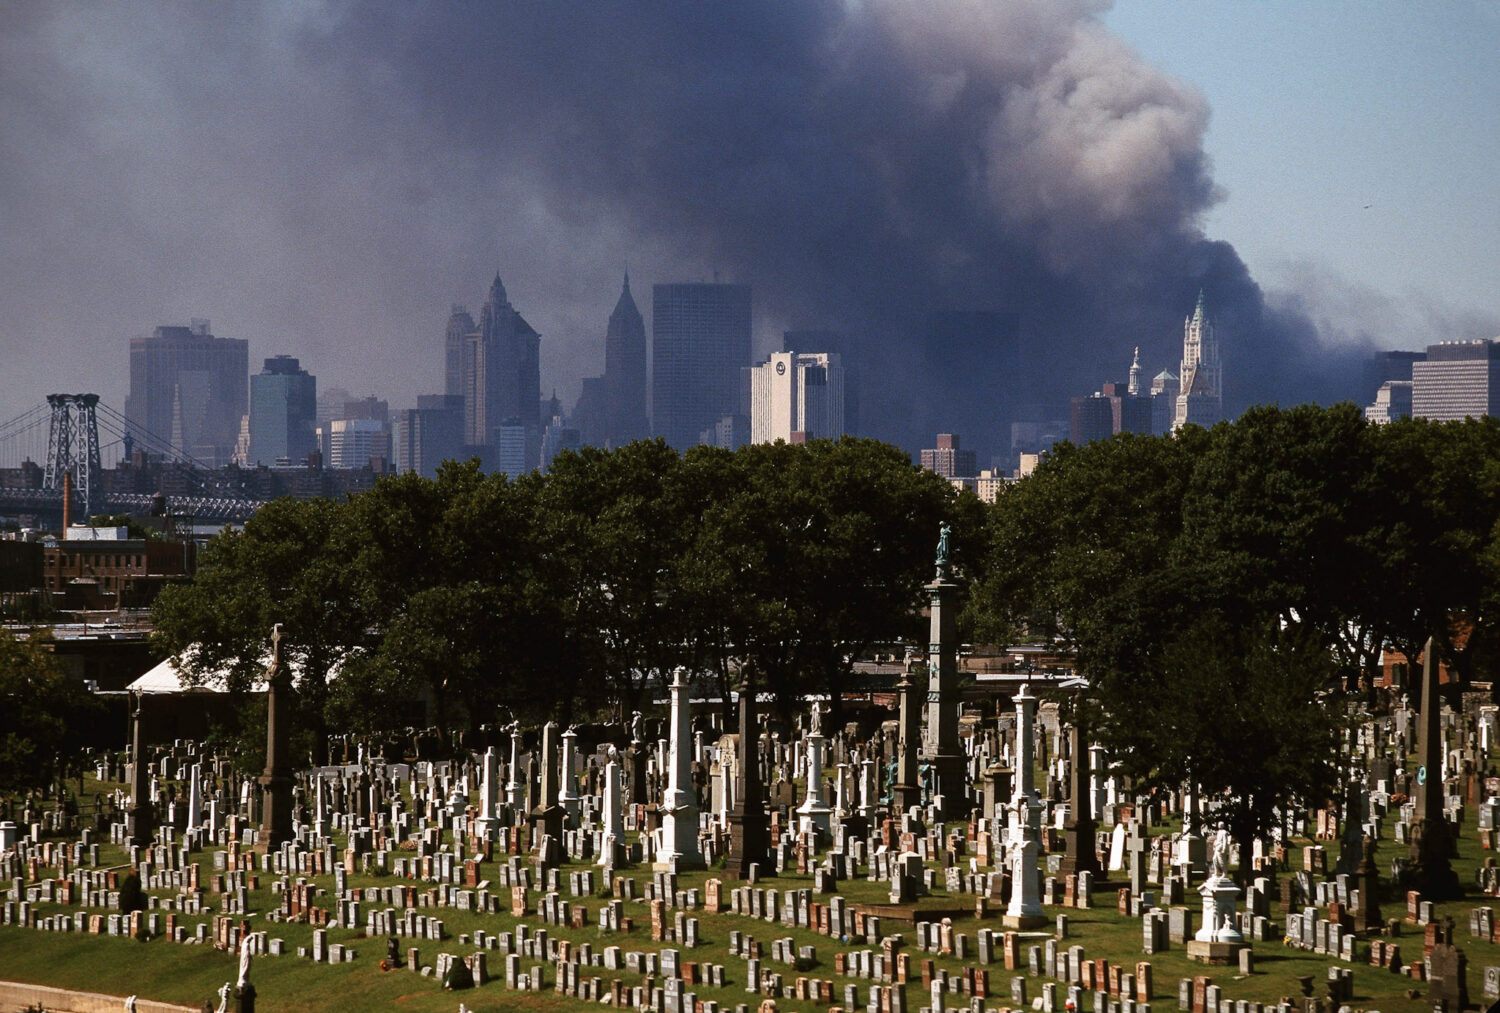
1 4 1496 456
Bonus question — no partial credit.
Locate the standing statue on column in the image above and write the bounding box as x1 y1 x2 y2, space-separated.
935 522 952 579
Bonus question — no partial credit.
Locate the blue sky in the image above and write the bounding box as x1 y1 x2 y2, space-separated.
1102 0 1500 349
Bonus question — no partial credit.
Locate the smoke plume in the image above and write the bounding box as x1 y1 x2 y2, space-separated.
0 1 1387 460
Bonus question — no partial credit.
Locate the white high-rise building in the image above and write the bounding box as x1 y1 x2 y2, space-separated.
327 418 388 469
1412 339 1500 421
1174 290 1223 431
749 351 845 445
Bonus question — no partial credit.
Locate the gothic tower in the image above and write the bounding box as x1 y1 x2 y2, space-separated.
1173 289 1222 430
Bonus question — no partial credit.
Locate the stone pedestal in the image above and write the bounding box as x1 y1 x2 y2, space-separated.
1188 875 1247 964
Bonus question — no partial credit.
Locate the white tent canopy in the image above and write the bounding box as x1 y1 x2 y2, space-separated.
126 646 345 694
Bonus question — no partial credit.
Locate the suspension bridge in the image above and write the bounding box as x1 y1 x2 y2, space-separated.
0 395 268 526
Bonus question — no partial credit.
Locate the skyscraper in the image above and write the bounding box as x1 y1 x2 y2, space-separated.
463 275 541 469
652 282 752 451
444 305 476 399
1149 370 1180 436
1069 380 1152 445
1174 290 1223 430
249 355 317 466
1412 339 1500 420
392 394 465 479
749 350 845 444
784 330 859 436
602 273 649 447
124 320 248 466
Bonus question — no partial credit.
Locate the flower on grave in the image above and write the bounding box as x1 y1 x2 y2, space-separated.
379 960 390 971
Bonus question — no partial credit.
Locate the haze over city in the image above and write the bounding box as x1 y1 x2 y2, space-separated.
1 1 1496 459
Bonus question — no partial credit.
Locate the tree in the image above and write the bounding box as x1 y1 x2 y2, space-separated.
0 628 96 791
534 440 695 720
1095 612 1343 882
686 438 960 723
152 496 367 766
969 414 1354 871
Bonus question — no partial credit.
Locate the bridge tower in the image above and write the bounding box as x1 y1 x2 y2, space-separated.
44 394 103 522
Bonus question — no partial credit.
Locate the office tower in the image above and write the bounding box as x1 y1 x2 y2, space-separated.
1174 290 1223 430
124 320 248 466
444 304 476 399
541 413 583 471
494 422 528 477
249 355 317 466
572 377 607 448
784 329 859 436
1150 370 1179 436
317 392 388 463
1070 395 1116 445
920 434 977 479
463 274 542 468
602 273 649 447
651 282 752 451
1412 339 1500 420
1069 381 1152 445
327 419 388 469
316 386 354 440
749 350 845 445
1127 346 1143 396
1366 381 1413 424
392 394 465 479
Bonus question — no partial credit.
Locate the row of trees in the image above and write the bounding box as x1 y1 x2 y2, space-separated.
151 404 1500 864
152 438 975 758
969 406 1500 865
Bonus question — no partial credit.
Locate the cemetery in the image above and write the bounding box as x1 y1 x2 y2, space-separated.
8 416 1500 1013
6 590 1500 1013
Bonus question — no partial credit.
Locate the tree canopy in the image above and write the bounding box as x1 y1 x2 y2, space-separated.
0 627 98 791
968 406 1500 866
153 437 970 755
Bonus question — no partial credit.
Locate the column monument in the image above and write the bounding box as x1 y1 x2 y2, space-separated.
1408 638 1461 898
657 668 704 869
892 656 923 814
1004 682 1047 929
127 691 153 847
258 625 294 849
923 522 967 819
727 677 770 879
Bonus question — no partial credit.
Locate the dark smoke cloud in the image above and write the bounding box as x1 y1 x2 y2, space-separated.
0 1 1390 462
